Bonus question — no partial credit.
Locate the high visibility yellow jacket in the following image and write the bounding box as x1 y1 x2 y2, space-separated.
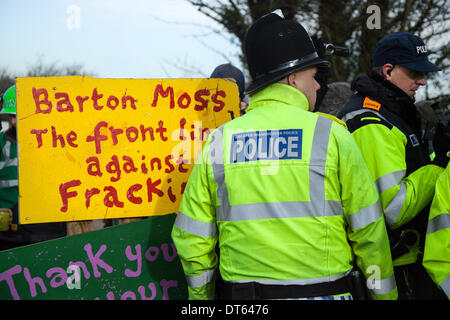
172 83 397 300
423 164 450 299
338 74 444 266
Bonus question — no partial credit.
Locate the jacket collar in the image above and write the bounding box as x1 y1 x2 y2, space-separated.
246 83 310 113
352 71 415 107
352 72 421 131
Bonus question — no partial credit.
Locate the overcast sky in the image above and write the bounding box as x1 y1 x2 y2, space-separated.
1 0 448 101
0 0 241 79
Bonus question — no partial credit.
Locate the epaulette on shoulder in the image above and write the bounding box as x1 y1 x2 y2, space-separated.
341 99 394 134
315 112 348 130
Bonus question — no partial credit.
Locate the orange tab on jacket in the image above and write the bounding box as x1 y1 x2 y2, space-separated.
363 97 381 111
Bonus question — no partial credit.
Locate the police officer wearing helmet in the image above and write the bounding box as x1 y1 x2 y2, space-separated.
0 85 67 251
338 32 450 299
172 12 397 300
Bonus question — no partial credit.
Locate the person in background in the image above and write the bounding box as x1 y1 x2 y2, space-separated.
0 85 67 251
337 32 449 299
210 63 249 115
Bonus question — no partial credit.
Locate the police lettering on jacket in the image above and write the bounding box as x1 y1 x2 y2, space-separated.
230 129 302 163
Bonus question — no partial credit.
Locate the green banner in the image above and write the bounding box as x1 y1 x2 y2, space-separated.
0 214 187 300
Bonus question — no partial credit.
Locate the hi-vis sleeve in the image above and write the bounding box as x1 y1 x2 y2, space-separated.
423 164 450 299
345 112 443 230
171 134 218 300
331 123 397 300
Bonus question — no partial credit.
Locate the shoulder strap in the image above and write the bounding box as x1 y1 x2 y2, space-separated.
341 108 394 133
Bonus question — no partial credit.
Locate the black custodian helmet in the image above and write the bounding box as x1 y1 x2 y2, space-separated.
244 12 330 94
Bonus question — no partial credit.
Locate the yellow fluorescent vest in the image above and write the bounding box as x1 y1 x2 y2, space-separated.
340 109 444 266
172 83 397 300
423 163 450 299
340 109 443 233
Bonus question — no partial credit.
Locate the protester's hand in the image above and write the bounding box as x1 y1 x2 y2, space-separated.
2 208 13 224
0 208 13 231
432 122 450 168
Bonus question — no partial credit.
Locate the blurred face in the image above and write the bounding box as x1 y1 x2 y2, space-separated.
383 64 426 98
288 67 321 111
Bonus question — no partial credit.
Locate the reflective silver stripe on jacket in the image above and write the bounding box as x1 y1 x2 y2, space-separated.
374 170 406 195
186 269 216 288
174 211 217 238
427 213 450 234
230 271 349 286
340 108 390 124
440 276 450 297
370 274 397 295
0 140 18 187
0 140 11 166
209 125 231 221
0 158 18 168
346 200 382 231
308 116 335 218
0 140 16 169
384 182 407 227
0 179 18 187
220 201 343 221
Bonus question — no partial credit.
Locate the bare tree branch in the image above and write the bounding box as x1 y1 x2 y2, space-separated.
185 0 450 89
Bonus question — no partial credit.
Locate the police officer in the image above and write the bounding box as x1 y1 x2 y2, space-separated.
423 163 450 299
338 32 450 299
172 12 397 300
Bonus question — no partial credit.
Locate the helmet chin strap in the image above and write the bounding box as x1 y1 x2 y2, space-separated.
254 53 320 80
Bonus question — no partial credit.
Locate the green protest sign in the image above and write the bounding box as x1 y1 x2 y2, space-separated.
0 214 187 300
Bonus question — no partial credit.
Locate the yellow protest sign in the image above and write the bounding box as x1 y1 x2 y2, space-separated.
16 76 239 224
